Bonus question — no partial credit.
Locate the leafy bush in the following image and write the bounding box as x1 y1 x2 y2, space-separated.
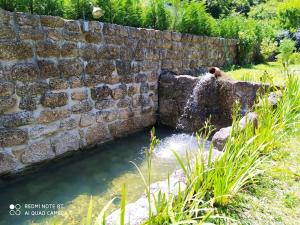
178 1 216 36
260 38 278 62
277 0 300 31
277 38 296 69
142 0 170 30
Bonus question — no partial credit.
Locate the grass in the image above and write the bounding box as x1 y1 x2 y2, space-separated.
227 61 300 84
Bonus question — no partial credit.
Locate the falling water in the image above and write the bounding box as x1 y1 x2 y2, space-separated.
176 74 214 131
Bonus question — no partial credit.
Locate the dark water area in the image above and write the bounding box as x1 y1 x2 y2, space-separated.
0 126 178 225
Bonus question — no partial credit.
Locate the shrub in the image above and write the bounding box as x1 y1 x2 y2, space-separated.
277 0 300 31
260 38 278 62
64 0 94 20
178 1 216 36
277 38 296 69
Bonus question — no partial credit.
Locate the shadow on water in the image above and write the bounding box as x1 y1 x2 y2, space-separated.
0 126 181 225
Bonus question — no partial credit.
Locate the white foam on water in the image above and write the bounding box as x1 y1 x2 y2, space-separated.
154 133 209 159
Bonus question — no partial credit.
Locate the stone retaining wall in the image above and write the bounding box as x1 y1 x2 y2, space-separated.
0 8 237 175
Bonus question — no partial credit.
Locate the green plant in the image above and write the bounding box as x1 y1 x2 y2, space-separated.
142 0 170 30
277 38 296 69
278 0 300 31
178 1 216 36
260 38 278 62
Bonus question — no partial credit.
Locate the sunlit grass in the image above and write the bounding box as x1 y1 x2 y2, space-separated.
227 61 300 84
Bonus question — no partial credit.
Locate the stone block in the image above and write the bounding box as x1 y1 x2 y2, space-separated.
108 119 134 138
49 78 69 90
116 60 132 76
0 81 14 97
40 15 64 28
0 111 34 128
127 85 138 96
85 32 102 43
0 128 28 147
81 44 98 60
96 110 119 123
112 84 127 99
91 85 112 101
85 123 111 146
119 108 133 120
21 139 54 164
86 60 115 77
117 98 131 108
60 117 79 130
0 26 16 40
64 20 81 32
61 42 79 57
10 63 39 82
51 131 81 156
16 81 49 96
95 99 115 110
19 27 44 40
36 40 60 57
0 41 33 60
41 92 68 108
37 109 71 123
98 45 120 59
80 112 96 127
71 100 93 114
29 123 60 139
135 73 147 83
69 76 84 88
16 12 40 26
45 28 62 41
37 60 60 78
140 83 149 93
0 152 23 174
0 96 17 112
71 90 88 101
58 59 84 77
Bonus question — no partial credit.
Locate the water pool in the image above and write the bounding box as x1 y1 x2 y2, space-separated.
0 126 201 225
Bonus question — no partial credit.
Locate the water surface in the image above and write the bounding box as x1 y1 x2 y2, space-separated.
0 126 201 225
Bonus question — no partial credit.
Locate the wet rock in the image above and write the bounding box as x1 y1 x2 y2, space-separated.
212 126 232 151
10 63 39 82
108 119 134 138
0 81 14 97
0 111 34 128
0 128 28 147
37 109 71 123
239 112 258 130
58 59 84 77
91 85 112 100
85 123 111 146
41 92 68 108
51 131 80 156
21 140 54 164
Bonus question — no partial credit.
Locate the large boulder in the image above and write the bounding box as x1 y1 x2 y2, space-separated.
239 112 258 130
